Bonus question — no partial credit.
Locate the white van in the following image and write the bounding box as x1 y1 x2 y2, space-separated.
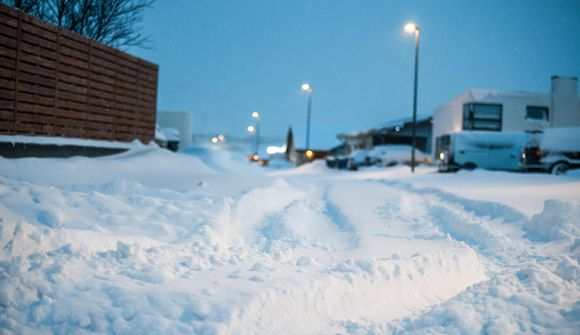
437 131 530 172
521 127 580 175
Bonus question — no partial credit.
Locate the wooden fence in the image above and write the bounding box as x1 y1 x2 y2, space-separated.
0 4 158 143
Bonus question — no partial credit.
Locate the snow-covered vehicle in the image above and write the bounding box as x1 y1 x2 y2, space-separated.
329 145 431 170
521 127 580 175
367 145 431 167
437 131 530 172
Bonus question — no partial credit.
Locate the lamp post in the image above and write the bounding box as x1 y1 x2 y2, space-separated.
247 124 258 160
301 83 313 151
251 112 260 159
404 22 420 173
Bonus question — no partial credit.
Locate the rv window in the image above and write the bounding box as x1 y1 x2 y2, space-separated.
463 103 502 131
526 106 549 121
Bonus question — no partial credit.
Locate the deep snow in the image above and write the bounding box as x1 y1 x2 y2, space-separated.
1 144 579 334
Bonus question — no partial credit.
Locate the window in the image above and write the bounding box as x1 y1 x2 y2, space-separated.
463 103 502 131
526 106 549 122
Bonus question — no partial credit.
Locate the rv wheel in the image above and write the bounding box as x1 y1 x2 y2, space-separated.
551 162 569 176
463 162 477 171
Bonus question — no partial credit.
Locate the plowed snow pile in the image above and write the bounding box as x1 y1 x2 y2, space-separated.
1 145 579 334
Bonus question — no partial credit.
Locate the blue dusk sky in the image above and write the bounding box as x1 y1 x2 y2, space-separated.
129 0 580 149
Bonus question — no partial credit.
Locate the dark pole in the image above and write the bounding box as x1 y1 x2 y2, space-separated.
411 28 420 173
306 90 312 150
256 116 260 156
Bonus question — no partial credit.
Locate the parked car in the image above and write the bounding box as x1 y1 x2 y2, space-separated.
437 131 531 172
326 145 430 170
521 127 580 175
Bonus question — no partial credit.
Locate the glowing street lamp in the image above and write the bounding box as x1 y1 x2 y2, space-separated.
250 112 261 157
404 21 420 173
211 136 218 144
301 83 313 150
247 125 255 133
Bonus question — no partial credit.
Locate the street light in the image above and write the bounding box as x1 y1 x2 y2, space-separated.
251 112 261 157
404 21 420 173
301 83 313 150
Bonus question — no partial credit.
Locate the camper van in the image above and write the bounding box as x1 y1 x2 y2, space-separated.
437 132 531 172
521 127 580 175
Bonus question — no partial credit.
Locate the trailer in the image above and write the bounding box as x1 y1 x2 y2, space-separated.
436 131 531 172
521 127 580 175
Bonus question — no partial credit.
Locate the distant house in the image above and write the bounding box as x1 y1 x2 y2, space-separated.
157 111 193 150
337 116 433 154
285 126 346 166
433 76 580 155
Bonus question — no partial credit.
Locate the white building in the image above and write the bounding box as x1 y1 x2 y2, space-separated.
432 76 580 155
156 111 193 149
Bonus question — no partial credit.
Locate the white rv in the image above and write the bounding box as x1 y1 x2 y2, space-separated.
437 132 530 172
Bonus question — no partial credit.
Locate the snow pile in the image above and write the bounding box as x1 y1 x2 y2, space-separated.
389 259 580 334
525 199 580 243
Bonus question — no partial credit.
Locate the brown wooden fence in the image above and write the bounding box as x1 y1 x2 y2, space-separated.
0 4 158 143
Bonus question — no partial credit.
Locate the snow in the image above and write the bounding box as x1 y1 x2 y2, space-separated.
1 144 579 334
0 135 145 149
540 126 580 152
161 128 181 142
468 88 549 102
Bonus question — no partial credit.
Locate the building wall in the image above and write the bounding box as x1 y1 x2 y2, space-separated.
432 92 468 153
157 111 193 148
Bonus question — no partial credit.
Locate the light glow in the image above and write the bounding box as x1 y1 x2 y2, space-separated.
218 134 225 142
301 83 311 92
252 154 260 161
267 145 287 155
252 111 260 119
439 152 445 161
211 137 218 144
404 22 418 33
306 150 314 158
247 125 255 133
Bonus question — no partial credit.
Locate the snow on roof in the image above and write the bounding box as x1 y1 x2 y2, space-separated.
468 88 549 101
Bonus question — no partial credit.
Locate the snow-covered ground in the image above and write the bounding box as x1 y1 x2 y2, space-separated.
1 144 579 334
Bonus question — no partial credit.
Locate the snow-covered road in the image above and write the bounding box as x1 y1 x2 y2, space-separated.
1 145 579 334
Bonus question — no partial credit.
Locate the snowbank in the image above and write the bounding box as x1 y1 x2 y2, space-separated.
525 199 580 243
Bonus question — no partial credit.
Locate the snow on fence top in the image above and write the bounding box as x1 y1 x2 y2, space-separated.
0 4 158 143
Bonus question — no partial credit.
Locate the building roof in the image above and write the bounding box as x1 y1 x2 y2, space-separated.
337 115 432 140
466 88 549 102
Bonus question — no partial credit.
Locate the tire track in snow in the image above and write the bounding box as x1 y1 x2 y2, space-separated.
356 183 580 335
225 180 488 333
